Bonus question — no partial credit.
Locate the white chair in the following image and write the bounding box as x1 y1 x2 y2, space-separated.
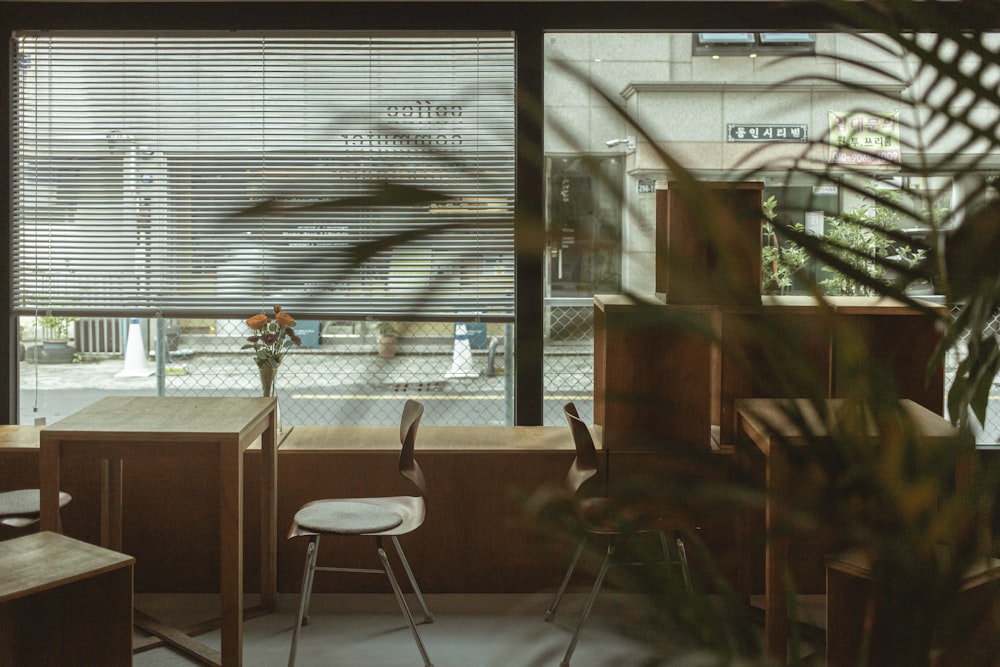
286 399 434 667
0 488 72 535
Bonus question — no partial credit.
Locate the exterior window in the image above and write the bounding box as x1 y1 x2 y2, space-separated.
13 32 517 427
693 32 816 57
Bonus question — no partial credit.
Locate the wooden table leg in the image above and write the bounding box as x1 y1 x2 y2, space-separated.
101 458 124 552
39 439 60 533
765 440 790 665
260 410 278 611
219 440 243 667
733 421 754 607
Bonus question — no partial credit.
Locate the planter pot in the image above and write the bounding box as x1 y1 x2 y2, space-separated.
26 340 75 364
377 335 398 359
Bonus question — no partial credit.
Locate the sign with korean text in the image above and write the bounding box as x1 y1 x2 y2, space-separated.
637 178 657 194
828 111 900 166
727 124 808 143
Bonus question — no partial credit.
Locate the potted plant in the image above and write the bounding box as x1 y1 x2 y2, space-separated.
38 315 77 342
35 315 78 363
376 321 400 359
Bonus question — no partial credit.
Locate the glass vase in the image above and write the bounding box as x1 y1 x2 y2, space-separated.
258 363 282 433
259 363 277 397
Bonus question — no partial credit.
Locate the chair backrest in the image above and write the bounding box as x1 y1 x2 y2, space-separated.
563 402 600 496
398 399 427 496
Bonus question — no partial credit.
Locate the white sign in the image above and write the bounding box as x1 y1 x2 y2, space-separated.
805 210 825 236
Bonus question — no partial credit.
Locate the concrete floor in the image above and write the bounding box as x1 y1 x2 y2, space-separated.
130 592 744 667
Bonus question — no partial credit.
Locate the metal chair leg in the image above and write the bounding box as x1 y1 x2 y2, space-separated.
390 535 434 623
560 538 615 667
546 536 588 622
657 531 693 593
675 535 692 593
378 538 434 667
288 537 320 667
301 535 322 626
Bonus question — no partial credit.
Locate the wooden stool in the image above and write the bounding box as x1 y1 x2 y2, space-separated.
0 531 134 666
826 545 1000 667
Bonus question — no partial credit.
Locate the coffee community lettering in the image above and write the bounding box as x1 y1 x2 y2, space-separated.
342 100 464 148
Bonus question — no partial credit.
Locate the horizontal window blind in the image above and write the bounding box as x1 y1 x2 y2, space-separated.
12 33 516 321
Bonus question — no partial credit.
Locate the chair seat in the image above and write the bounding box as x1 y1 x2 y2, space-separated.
0 489 72 519
577 496 682 535
295 500 403 534
289 496 425 538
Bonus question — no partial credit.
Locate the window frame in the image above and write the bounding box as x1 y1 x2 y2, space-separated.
2 1 989 426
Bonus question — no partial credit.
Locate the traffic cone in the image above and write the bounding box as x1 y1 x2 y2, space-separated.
117 318 154 377
444 323 479 379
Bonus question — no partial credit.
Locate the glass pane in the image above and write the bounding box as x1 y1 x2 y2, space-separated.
546 155 623 297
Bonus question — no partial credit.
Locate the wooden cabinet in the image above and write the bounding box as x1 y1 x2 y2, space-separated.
595 295 946 451
655 181 764 306
594 294 714 450
829 296 946 414
713 296 835 447
0 531 134 666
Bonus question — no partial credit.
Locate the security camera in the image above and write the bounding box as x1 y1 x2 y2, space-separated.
605 136 636 150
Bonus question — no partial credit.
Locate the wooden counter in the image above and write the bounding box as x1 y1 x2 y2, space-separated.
1 421 742 595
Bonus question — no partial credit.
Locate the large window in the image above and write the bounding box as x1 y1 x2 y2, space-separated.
11 32 519 427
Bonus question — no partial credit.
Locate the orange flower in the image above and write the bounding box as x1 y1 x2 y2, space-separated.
246 313 269 330
242 305 301 370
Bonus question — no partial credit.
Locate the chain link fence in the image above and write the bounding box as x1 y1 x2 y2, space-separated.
543 301 596 425
946 304 1000 443
17 303 1000 439
156 319 516 427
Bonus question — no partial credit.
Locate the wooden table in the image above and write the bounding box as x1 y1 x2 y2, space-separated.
39 396 278 667
734 398 962 665
1 531 135 666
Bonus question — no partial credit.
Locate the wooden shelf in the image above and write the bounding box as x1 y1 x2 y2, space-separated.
595 295 946 452
655 180 764 306
594 295 715 451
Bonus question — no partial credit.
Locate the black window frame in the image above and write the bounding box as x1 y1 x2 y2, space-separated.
1 1 988 426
